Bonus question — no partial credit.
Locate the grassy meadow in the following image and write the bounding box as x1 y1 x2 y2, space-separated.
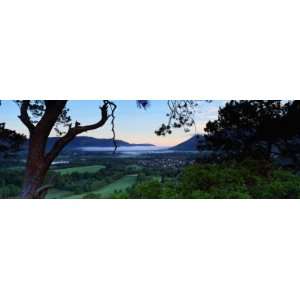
54 165 106 175
47 174 138 199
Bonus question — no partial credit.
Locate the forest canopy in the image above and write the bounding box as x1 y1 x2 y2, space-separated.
203 100 300 164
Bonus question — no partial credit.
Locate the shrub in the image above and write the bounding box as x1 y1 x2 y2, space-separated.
177 161 300 199
82 193 102 199
130 180 163 199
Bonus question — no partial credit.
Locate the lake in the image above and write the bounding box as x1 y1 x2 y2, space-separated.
78 146 177 156
79 146 168 152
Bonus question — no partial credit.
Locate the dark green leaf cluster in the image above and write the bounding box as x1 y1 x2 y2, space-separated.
0 126 26 156
204 100 300 163
0 169 23 198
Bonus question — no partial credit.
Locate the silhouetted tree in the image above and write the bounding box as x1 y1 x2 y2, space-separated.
277 100 300 163
14 100 119 198
9 100 152 198
0 126 26 156
0 101 26 157
204 100 300 163
155 100 205 136
4 100 203 198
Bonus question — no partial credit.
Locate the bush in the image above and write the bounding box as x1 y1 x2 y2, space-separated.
82 193 102 199
251 170 300 199
130 180 163 199
0 184 21 198
111 191 129 199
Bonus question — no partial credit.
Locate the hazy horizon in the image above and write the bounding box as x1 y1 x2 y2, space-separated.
0 100 225 146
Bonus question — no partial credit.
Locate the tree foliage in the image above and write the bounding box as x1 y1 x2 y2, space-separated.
0 101 26 156
203 100 300 162
125 160 300 199
155 100 204 136
0 126 26 156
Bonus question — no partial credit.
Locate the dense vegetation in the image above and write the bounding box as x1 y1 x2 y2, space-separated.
0 152 194 199
204 100 300 164
0 169 23 198
1 152 300 199
0 125 26 157
121 160 300 199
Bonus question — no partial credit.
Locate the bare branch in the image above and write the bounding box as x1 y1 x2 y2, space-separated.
156 100 200 136
71 100 112 134
45 100 112 164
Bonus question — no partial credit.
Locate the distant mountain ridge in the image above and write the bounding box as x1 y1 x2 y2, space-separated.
21 136 155 151
46 136 155 149
22 135 204 152
170 135 205 151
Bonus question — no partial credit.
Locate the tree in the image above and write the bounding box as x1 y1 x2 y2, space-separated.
277 100 300 163
14 100 123 198
12 100 150 198
155 100 203 136
0 101 26 157
203 100 300 162
0 126 26 156
4 100 200 198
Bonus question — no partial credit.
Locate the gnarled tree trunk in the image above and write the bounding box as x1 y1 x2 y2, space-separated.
18 100 112 199
21 160 48 198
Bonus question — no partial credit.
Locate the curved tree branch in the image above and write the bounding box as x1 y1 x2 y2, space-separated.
72 100 111 134
45 100 112 165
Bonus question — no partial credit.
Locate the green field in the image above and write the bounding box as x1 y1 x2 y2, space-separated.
47 174 138 199
126 164 143 171
91 175 138 198
6 166 25 171
54 165 105 175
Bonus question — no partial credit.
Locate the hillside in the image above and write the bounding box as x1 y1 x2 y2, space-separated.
170 135 205 151
47 136 154 149
20 136 154 151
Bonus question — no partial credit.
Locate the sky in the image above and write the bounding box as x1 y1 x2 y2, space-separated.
0 100 226 146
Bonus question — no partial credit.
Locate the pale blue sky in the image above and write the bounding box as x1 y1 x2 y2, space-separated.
0 100 225 146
